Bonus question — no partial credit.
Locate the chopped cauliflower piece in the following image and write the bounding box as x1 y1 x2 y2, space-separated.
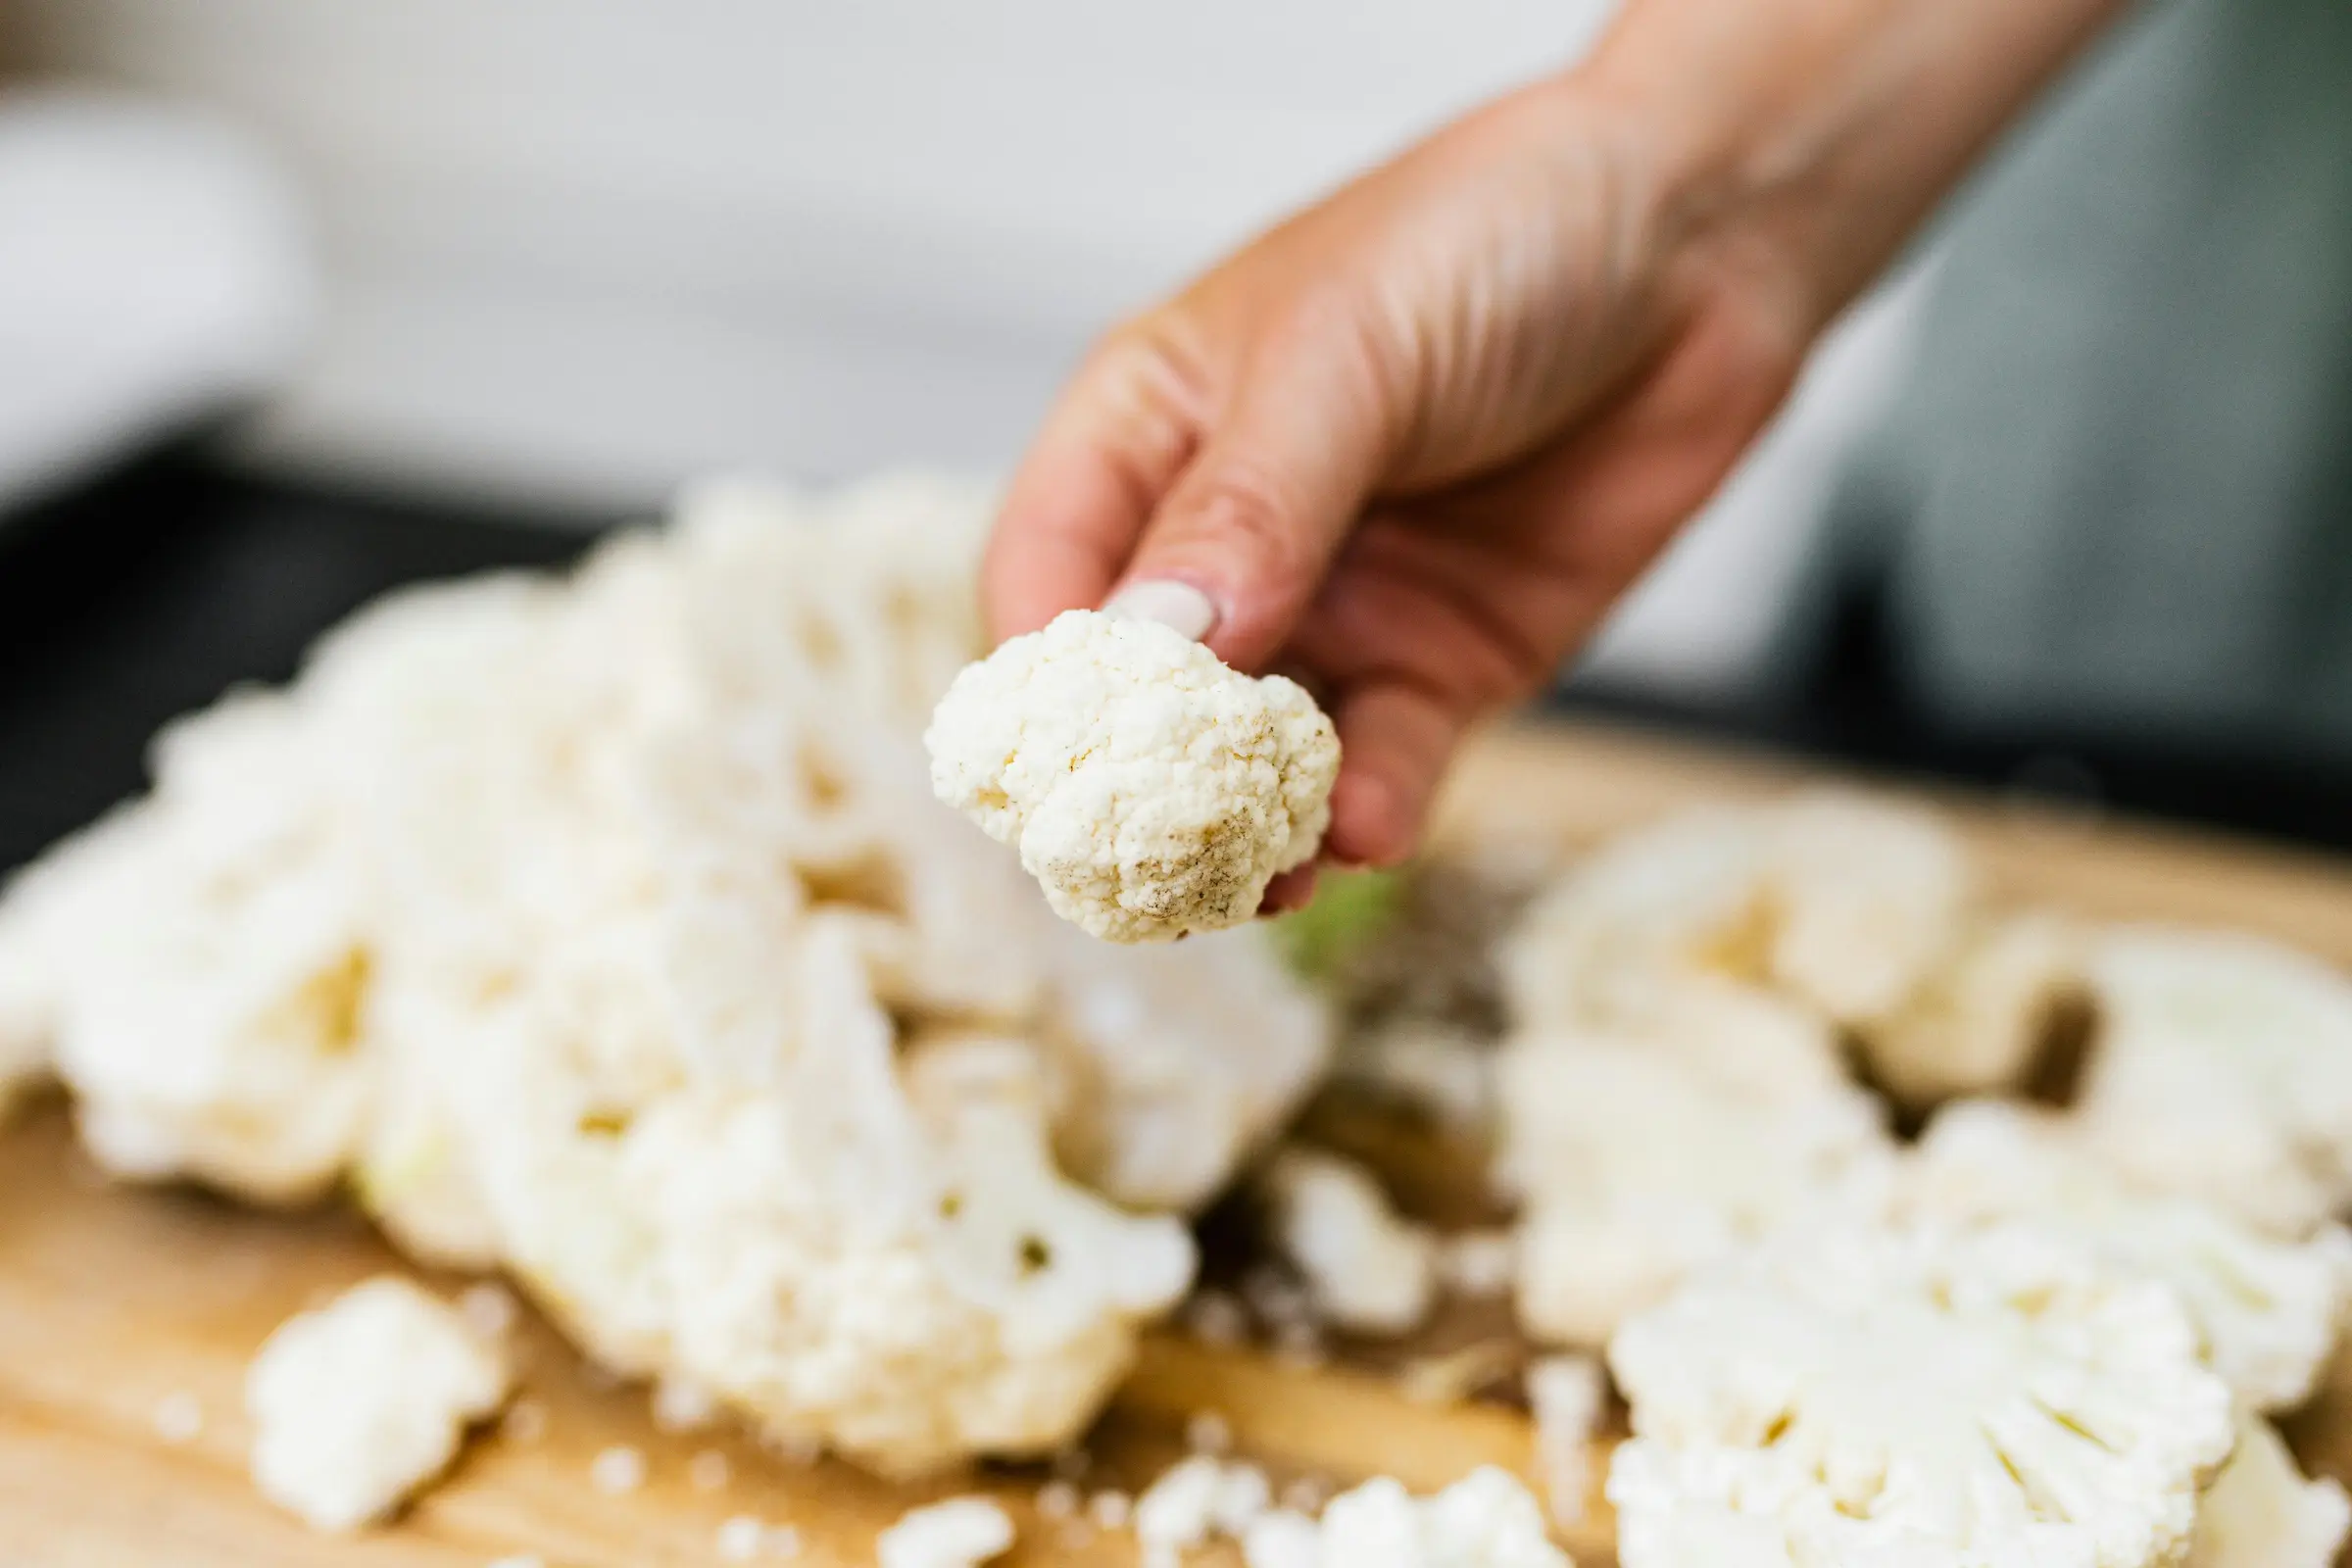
2078 926 2352 1236
1505 794 1972 1035
925 608 1339 944
2187 1410 2350 1568
1034 919 1332 1211
1527 1353 1606 1530
1858 910 2086 1107
1242 1468 1571 1568
1894 1100 2352 1411
1261 1147 1437 1336
1497 1025 1891 1347
26 698 370 1203
1607 1220 2234 1568
245 1276 511 1533
875 1495 1015 1568
1135 1454 1275 1564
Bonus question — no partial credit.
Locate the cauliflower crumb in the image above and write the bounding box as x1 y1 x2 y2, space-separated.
2188 1412 2350 1568
457 1281 517 1341
152 1390 204 1446
652 1374 719 1432
876 1496 1015 1568
716 1515 768 1562
1186 1408 1234 1455
1248 1469 1571 1567
688 1447 732 1492
245 1276 512 1533
1088 1489 1133 1530
1261 1147 1437 1336
1607 1220 2234 1568
1526 1353 1605 1530
588 1446 647 1495
925 609 1339 943
500 1398 547 1445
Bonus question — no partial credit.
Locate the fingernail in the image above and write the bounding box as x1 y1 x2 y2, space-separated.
1103 579 1217 642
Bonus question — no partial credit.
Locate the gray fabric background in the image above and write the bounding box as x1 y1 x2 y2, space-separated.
1792 0 2352 764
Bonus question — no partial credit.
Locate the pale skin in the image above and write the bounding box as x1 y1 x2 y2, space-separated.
984 0 2133 906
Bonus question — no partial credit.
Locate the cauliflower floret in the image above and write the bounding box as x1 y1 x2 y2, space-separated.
1607 1220 2235 1568
1527 1352 1607 1530
1858 911 2087 1108
1034 918 1332 1212
925 609 1339 943
17 696 371 1204
445 925 1194 1477
1894 1101 2352 1412
1136 1454 1278 1565
1260 1146 1437 1336
1505 794 1973 1035
2077 926 2352 1236
1241 1468 1572 1568
2187 1411 2349 1568
1497 1024 1891 1347
875 1496 1016 1568
245 1276 512 1533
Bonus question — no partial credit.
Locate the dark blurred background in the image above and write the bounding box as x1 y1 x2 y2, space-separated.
2 0 2347 873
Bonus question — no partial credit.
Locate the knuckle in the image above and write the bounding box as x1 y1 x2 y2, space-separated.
1176 464 1317 580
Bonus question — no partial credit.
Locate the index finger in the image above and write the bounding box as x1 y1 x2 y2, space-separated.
982 336 1204 643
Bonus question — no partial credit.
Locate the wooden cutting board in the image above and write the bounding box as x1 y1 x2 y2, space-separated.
6 719 2352 1567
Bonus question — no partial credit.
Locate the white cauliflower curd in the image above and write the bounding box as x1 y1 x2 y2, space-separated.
925 608 1339 943
1240 1468 1573 1568
245 1276 511 1532
0 695 370 1204
2076 926 2352 1237
0 472 1332 1481
876 1496 1016 1568
1859 911 2087 1108
2186 1411 2349 1568
1260 1146 1437 1336
1504 794 1973 1037
1606 1220 2235 1568
1895 1101 2352 1412
1495 1020 1891 1348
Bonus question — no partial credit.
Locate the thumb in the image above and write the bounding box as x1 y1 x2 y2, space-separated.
1104 323 1396 670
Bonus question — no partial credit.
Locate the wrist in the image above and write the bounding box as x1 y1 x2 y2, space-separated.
1562 0 2132 330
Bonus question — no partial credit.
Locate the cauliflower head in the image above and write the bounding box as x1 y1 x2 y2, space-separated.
1607 1219 2235 1568
925 609 1339 943
1895 1100 2352 1413
0 473 1328 1480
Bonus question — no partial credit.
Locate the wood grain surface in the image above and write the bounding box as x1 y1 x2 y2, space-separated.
6 719 2351 1566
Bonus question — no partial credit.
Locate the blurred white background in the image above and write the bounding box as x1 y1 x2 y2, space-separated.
10 0 1932 697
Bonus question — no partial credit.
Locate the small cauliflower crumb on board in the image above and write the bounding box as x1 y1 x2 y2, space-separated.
926 608 1340 943
15 722 2352 1566
246 1276 512 1533
876 1495 1015 1568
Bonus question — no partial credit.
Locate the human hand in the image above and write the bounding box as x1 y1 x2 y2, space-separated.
983 0 2128 896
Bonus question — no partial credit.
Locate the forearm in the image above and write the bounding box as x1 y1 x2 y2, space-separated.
1576 0 2135 325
